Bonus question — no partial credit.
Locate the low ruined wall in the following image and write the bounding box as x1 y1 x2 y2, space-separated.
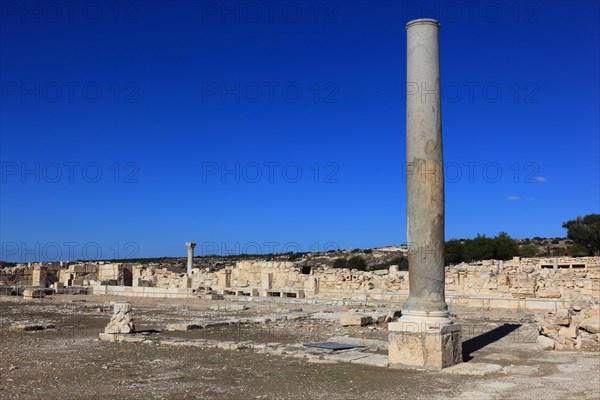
181 256 600 307
3 256 599 310
92 285 195 299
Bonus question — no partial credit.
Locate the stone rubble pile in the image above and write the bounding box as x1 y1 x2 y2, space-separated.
536 303 600 350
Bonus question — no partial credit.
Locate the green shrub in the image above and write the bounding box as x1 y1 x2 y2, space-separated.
519 244 538 258
347 256 367 271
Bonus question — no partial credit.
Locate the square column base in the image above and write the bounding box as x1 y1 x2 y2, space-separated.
388 322 462 370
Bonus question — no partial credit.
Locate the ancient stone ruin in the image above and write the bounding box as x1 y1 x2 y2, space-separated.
104 302 135 334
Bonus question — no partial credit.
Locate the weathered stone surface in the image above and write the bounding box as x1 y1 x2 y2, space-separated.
502 365 540 375
104 302 135 334
166 323 201 331
542 310 571 327
323 351 369 363
388 323 462 370
536 335 555 350
443 362 502 376
558 325 578 339
340 314 372 327
22 289 45 299
350 354 389 368
580 316 600 333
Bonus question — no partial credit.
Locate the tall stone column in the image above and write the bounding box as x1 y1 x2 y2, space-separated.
388 18 462 370
186 242 197 275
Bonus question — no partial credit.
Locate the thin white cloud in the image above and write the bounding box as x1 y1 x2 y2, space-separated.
533 176 548 183
506 195 520 201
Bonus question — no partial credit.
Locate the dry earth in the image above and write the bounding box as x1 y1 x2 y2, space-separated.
0 295 599 400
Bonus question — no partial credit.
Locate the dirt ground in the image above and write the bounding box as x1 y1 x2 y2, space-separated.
1 295 599 400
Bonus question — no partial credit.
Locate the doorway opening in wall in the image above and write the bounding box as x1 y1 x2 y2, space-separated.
301 266 311 275
123 268 133 286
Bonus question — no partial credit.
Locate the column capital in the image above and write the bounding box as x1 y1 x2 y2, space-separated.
185 242 197 250
406 18 440 29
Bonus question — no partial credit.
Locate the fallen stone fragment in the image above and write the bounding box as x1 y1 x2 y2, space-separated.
558 325 578 339
340 314 372 327
537 335 555 350
580 316 600 334
443 362 503 376
166 323 202 331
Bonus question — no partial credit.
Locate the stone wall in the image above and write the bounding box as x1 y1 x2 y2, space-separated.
2 256 599 309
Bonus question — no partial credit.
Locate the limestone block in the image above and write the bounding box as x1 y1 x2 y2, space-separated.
558 325 578 339
536 335 555 350
543 310 571 326
340 314 373 327
22 289 45 299
580 316 600 333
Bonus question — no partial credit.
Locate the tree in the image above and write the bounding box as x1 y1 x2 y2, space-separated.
395 256 409 271
332 258 347 269
347 256 367 271
493 232 519 260
519 244 539 257
462 234 495 262
444 239 464 265
562 214 600 256
567 243 590 257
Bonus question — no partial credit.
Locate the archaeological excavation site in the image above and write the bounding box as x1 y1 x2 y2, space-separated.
2 6 599 400
1 249 599 399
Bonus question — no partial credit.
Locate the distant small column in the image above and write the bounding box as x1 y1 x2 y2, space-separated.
186 242 197 274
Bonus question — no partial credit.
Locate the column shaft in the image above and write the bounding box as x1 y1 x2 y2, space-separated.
403 19 447 315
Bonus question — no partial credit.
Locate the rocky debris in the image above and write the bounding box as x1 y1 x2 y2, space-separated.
536 305 600 351
209 304 249 312
104 302 135 334
580 315 600 334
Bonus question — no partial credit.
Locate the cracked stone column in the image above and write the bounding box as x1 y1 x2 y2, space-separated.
388 18 462 370
186 242 197 275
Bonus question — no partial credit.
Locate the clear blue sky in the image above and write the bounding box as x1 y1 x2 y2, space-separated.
1 1 599 262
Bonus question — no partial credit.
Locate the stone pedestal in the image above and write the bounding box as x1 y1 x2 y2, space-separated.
388 321 462 370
